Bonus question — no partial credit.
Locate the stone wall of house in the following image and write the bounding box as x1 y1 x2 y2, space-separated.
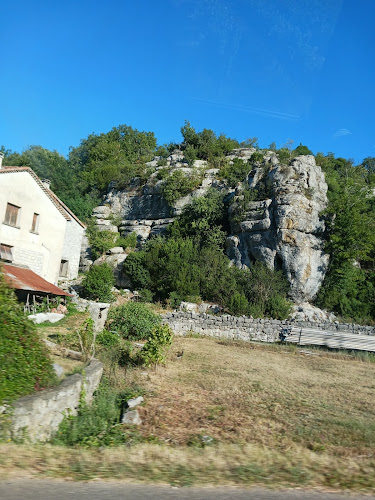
162 311 375 342
13 247 44 277
61 219 85 279
7 359 103 443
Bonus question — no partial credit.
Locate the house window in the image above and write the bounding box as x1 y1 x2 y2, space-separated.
0 243 13 261
59 260 69 277
4 203 20 227
31 213 39 233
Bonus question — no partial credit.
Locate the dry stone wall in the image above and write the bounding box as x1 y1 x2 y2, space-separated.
8 359 103 443
162 311 375 342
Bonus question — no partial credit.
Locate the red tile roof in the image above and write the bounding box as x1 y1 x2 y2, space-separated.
0 166 85 228
2 263 71 296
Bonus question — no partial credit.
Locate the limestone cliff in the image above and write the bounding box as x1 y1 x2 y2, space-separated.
89 149 329 302
226 153 329 302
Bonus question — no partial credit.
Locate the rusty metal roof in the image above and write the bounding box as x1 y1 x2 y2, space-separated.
2 263 71 296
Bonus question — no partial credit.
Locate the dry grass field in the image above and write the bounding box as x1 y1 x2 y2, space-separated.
1 334 375 490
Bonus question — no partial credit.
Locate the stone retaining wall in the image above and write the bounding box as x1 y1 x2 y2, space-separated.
162 311 375 343
8 359 103 443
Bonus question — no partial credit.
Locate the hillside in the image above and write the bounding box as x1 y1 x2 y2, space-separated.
4 123 375 322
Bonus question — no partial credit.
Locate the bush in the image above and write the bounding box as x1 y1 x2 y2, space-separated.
96 329 121 347
108 302 161 341
138 288 153 303
267 294 292 320
82 263 114 302
219 158 251 187
168 291 182 309
123 251 151 289
117 232 137 249
0 270 54 405
140 324 173 367
229 292 249 315
52 381 143 447
161 169 203 205
86 220 118 259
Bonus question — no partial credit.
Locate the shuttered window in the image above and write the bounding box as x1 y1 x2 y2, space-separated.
60 260 69 277
4 203 20 227
0 244 13 261
31 213 39 233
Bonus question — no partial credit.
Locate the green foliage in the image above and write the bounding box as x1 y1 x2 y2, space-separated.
235 262 291 319
123 251 152 289
180 121 239 166
219 158 251 187
156 167 170 180
293 144 312 156
276 148 291 164
138 288 154 303
169 189 226 248
0 271 54 405
240 137 259 148
140 324 173 367
229 292 249 315
108 302 161 341
69 124 157 193
76 318 96 362
96 329 121 347
52 382 142 447
82 263 114 302
168 291 183 309
86 222 118 259
161 168 203 205
184 144 198 166
155 145 169 158
117 232 137 250
87 220 137 258
315 153 375 321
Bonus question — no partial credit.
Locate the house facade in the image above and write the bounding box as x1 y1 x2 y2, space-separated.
0 156 85 284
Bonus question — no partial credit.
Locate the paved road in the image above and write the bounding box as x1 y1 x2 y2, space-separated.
0 479 374 500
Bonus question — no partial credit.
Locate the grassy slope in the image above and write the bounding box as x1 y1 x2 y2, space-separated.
1 337 375 490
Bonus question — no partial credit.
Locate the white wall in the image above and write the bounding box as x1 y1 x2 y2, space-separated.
0 171 67 283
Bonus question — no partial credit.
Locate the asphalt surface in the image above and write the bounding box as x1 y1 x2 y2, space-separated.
0 479 374 500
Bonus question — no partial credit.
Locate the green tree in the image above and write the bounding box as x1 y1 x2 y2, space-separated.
0 270 54 405
293 144 312 156
82 263 115 302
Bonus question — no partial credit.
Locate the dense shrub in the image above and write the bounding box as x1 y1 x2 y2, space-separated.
219 158 251 187
52 382 142 447
96 329 121 347
86 222 118 259
82 263 114 302
117 232 137 249
0 271 54 405
138 288 154 303
108 302 161 340
161 169 203 205
140 324 173 367
180 121 239 164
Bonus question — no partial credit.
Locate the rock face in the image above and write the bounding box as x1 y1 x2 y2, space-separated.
87 149 329 303
227 154 329 302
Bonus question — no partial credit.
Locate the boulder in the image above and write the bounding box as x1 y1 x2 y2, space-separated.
121 409 142 425
127 396 144 408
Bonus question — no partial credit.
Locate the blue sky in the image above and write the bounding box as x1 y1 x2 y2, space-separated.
1 0 374 163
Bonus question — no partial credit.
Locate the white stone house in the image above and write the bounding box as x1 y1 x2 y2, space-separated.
0 154 85 284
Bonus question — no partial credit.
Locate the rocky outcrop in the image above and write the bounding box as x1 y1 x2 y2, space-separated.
227 154 329 302
86 149 329 303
